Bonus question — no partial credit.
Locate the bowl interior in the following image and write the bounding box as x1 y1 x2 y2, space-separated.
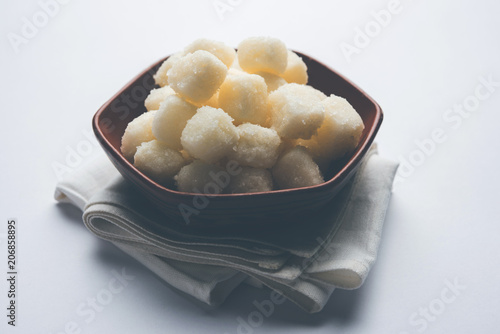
93 51 383 227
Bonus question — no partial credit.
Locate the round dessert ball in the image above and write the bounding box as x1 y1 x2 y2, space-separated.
299 95 365 163
175 160 227 194
181 106 239 163
120 110 157 161
255 71 287 93
153 52 182 87
167 50 227 104
272 146 324 189
133 140 186 186
281 50 308 85
152 95 198 150
237 36 288 75
227 167 273 194
183 38 236 68
229 123 281 169
269 83 326 140
144 86 176 111
218 72 269 126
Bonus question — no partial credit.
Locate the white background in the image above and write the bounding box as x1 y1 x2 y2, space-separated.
1 0 500 333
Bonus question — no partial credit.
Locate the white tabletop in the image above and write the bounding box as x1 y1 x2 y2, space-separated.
2 0 499 333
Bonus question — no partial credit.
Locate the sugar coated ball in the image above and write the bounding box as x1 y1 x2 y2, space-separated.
269 83 326 140
299 95 365 163
183 38 236 68
218 72 269 126
181 106 239 163
237 37 288 75
255 71 287 93
167 50 227 104
144 86 176 111
152 95 198 150
229 123 281 169
175 160 227 194
134 140 186 185
282 51 308 85
272 146 324 189
120 110 157 161
227 167 273 194
153 53 182 87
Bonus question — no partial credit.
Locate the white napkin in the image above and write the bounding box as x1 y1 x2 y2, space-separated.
55 145 397 313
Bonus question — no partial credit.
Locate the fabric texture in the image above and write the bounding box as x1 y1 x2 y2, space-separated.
54 146 398 313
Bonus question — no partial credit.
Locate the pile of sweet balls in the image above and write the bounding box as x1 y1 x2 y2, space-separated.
120 37 364 194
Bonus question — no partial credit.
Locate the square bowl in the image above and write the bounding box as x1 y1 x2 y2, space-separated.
92 52 383 228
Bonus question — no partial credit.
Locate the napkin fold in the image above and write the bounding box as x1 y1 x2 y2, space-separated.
55 145 397 313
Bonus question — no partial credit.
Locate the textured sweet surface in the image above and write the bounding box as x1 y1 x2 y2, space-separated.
180 106 239 163
121 37 365 193
282 50 308 85
175 160 225 194
229 123 281 169
152 95 198 150
218 72 269 126
227 167 273 193
298 95 365 165
120 110 157 161
134 140 186 185
272 146 324 189
167 50 227 104
144 86 176 111
153 53 182 87
255 71 287 93
183 38 236 68
269 83 326 140
237 36 288 74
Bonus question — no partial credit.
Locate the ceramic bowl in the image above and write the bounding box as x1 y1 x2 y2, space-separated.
92 52 383 228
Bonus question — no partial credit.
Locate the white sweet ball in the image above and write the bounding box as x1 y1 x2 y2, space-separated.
183 38 236 68
218 72 269 126
255 71 287 93
134 140 186 186
152 95 198 150
227 167 273 194
237 37 288 75
175 160 226 194
144 86 176 111
281 50 308 85
272 146 324 189
153 52 182 87
299 95 365 163
120 110 157 161
269 83 326 140
167 50 227 104
181 106 239 163
229 123 281 169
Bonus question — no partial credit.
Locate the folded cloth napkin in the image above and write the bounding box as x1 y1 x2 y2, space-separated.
55 145 398 313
